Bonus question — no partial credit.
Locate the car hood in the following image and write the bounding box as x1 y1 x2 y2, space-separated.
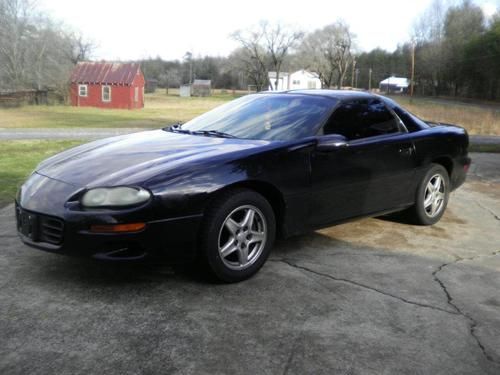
36 130 272 187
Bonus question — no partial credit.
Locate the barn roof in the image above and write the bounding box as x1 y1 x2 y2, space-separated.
379 76 409 88
70 62 141 85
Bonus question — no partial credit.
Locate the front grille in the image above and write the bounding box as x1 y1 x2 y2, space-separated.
16 204 64 245
39 216 64 245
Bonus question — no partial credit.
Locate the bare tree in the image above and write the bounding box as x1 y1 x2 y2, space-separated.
411 0 448 95
0 0 94 98
231 27 269 91
64 31 95 64
261 21 303 90
0 0 36 89
299 21 355 89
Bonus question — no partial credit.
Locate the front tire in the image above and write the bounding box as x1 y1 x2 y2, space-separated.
409 163 450 225
199 189 276 283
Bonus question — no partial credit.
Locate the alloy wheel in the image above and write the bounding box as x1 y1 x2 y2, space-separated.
217 205 267 270
423 174 446 217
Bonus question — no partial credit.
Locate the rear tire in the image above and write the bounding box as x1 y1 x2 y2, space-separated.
407 163 450 225
199 189 276 283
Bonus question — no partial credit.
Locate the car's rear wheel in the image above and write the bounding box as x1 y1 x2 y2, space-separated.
408 163 450 225
199 189 276 282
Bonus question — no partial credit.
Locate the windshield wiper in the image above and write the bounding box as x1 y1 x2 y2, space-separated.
192 130 237 139
164 122 192 134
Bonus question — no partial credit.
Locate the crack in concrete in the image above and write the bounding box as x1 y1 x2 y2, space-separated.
433 251 500 365
272 253 500 366
270 258 458 315
475 200 500 221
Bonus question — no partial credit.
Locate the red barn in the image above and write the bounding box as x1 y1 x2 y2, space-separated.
70 62 145 109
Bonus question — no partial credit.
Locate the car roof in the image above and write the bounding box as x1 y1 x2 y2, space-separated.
261 89 376 102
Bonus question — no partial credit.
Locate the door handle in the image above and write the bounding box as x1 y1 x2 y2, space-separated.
398 146 413 156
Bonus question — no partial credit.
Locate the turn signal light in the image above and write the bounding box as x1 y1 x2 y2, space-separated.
90 223 146 233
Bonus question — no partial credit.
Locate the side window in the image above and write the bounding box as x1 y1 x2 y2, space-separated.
78 84 88 97
102 86 111 102
323 99 400 140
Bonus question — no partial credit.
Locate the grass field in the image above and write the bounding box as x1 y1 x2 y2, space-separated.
0 89 498 135
393 96 500 136
0 90 242 129
0 140 85 208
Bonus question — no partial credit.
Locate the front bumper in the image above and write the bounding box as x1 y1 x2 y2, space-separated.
16 173 202 262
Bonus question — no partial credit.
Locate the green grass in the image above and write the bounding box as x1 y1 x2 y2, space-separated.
0 140 85 208
391 96 500 136
468 144 500 153
0 90 238 129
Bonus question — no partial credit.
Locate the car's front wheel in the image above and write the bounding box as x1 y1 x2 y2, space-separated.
199 189 276 282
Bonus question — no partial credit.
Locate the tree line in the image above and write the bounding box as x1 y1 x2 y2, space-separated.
0 0 93 97
1 0 498 101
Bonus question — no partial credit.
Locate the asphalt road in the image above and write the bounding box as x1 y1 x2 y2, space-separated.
0 153 499 375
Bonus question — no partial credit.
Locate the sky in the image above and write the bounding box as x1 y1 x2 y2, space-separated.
40 0 499 61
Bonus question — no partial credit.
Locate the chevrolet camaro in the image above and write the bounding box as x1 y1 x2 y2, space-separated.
16 90 470 282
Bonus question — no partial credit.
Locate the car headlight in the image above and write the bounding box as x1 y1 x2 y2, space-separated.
81 187 151 208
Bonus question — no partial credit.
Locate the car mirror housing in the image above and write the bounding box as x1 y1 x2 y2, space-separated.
316 134 349 151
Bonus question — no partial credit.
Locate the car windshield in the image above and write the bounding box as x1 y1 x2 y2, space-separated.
176 94 336 141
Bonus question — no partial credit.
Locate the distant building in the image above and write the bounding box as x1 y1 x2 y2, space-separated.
379 76 409 94
180 84 191 97
145 79 158 93
70 62 145 109
192 80 212 97
268 70 322 91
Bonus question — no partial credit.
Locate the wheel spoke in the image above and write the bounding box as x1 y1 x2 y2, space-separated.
225 218 239 235
424 191 433 208
237 247 249 265
248 231 265 245
431 199 440 216
242 208 255 228
220 238 238 258
433 176 442 191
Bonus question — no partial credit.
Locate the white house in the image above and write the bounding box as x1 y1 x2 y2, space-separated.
379 76 410 93
268 70 322 91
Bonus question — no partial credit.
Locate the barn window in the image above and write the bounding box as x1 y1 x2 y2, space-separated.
293 80 301 85
78 85 88 97
134 87 139 102
102 86 111 102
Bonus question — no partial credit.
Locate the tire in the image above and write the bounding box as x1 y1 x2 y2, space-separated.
199 188 276 283
408 163 450 225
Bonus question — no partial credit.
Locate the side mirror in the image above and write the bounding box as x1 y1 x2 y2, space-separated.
316 134 349 151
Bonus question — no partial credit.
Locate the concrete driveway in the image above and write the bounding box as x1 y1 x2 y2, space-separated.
1 153 499 375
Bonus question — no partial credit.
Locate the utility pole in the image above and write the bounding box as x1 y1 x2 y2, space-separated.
355 68 359 89
410 41 415 103
368 68 372 91
351 57 356 88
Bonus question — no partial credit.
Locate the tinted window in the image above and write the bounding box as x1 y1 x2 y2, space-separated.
323 99 400 140
381 97 428 132
181 94 336 141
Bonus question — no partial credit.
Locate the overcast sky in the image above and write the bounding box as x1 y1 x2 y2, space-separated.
40 0 499 61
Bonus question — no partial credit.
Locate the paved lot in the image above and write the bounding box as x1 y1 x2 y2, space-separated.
1 153 499 375
0 128 145 140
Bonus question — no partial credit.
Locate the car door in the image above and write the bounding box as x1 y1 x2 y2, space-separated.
309 98 417 227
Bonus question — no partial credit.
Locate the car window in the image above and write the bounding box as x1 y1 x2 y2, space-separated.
323 99 401 140
181 94 337 141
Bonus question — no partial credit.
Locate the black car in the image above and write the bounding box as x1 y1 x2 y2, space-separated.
16 90 470 282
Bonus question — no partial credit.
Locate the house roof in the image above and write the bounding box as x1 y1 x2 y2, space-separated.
192 79 211 86
379 76 409 88
70 62 141 85
268 72 289 79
